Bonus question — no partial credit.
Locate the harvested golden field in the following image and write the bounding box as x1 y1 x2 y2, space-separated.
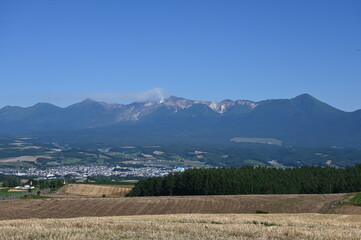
59 184 133 197
0 194 347 220
1 213 361 240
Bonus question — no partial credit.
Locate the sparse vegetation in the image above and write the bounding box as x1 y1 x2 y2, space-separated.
349 193 361 205
255 210 268 214
250 220 279 226
20 194 49 199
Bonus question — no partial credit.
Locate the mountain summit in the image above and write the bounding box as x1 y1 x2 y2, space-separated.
0 94 360 148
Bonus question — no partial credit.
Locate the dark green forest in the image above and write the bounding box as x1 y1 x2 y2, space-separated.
0 174 20 187
127 165 361 196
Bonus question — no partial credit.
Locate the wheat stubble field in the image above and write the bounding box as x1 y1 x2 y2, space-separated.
1 214 361 240
1 190 361 239
59 184 132 197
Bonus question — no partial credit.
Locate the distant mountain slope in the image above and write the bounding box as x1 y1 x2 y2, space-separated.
0 94 360 148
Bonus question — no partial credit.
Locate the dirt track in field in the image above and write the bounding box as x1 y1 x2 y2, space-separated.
0 193 348 220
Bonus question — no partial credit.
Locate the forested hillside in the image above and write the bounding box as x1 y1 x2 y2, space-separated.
1 94 361 148
127 165 361 196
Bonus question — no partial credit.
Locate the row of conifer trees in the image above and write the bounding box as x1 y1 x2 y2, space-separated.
127 165 361 196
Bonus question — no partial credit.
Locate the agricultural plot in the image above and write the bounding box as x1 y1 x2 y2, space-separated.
0 155 52 163
0 193 348 220
333 193 361 214
0 214 361 240
0 188 26 197
2 139 361 169
59 184 132 198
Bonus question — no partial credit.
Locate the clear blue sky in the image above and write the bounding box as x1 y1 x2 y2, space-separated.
1 0 360 111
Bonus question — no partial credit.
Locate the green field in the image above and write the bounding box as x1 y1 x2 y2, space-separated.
75 181 136 186
0 188 25 197
349 193 361 205
63 158 82 164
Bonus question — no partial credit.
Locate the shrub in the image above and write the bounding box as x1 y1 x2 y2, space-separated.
255 210 268 214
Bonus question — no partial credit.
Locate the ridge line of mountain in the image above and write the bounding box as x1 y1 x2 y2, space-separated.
0 93 357 113
1 93 360 148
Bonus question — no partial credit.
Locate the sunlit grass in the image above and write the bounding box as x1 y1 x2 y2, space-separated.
0 214 361 240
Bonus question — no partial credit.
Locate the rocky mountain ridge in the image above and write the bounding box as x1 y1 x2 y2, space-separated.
0 94 360 148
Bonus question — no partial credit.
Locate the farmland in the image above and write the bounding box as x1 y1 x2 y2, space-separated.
0 188 26 197
1 213 361 240
0 155 52 163
0 193 350 220
59 184 132 197
1 189 361 239
2 138 361 172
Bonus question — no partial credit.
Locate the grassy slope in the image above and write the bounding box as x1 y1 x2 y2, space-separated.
349 193 361 205
0 214 361 240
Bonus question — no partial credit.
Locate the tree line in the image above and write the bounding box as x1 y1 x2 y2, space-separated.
127 165 361 196
28 179 65 190
0 174 64 191
0 174 20 187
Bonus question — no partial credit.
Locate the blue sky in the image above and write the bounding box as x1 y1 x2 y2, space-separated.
0 0 360 111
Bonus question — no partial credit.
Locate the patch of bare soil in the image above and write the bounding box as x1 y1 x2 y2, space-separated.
333 203 361 214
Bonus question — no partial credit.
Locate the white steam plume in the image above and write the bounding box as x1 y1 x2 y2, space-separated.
42 88 166 106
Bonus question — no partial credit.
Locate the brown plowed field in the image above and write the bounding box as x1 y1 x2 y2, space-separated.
333 203 361 214
59 184 132 197
0 193 347 220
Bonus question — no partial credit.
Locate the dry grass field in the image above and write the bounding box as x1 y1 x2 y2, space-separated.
0 193 349 220
59 184 132 197
0 213 361 240
1 192 360 239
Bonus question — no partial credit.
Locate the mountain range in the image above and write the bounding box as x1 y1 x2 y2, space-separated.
1 94 360 148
